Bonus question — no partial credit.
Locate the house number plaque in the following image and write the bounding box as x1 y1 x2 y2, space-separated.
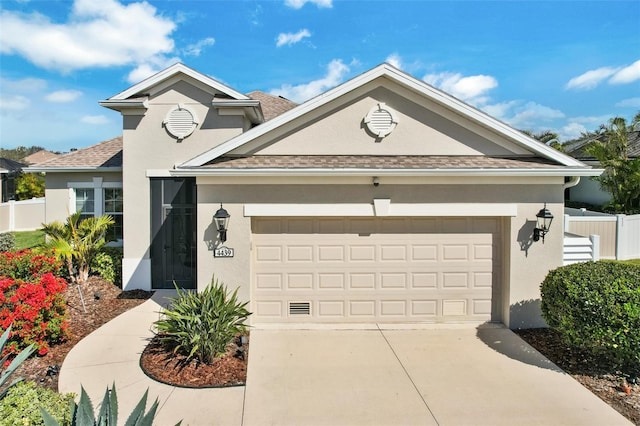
214 246 234 258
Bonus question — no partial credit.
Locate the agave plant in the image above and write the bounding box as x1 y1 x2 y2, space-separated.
154 277 251 364
0 325 35 399
40 383 177 426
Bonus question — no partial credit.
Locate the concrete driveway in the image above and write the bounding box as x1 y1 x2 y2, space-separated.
243 326 631 426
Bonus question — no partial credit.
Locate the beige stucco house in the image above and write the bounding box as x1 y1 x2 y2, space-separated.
34 63 601 329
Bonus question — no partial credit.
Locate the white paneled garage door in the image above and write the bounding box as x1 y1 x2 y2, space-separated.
251 217 501 324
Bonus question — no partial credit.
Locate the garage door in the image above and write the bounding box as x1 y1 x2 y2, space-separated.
251 217 501 324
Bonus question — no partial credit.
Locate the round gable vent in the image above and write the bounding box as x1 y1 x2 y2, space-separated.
163 105 198 140
364 103 398 138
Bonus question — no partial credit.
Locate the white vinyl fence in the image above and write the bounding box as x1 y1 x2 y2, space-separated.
0 198 45 233
564 208 640 261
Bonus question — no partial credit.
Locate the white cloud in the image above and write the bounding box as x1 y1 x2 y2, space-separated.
616 97 640 108
609 59 640 84
0 0 176 72
81 115 109 125
183 37 215 56
423 71 498 103
482 101 564 130
0 95 30 111
385 53 402 70
126 56 181 84
558 122 588 141
565 67 618 90
276 29 311 47
284 0 332 9
0 77 47 93
269 59 349 103
45 90 82 103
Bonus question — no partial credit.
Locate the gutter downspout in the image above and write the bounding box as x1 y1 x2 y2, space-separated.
563 175 581 189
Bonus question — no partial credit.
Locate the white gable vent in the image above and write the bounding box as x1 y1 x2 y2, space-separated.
364 102 398 138
163 105 198 140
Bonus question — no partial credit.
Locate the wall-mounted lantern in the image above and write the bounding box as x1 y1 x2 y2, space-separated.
213 204 230 243
533 203 553 243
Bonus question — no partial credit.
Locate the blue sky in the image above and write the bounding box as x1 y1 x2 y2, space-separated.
1 0 639 153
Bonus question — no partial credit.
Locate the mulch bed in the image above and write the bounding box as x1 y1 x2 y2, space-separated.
139 334 248 388
10 276 152 393
516 328 640 425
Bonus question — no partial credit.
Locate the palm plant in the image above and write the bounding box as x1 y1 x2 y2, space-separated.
41 211 115 284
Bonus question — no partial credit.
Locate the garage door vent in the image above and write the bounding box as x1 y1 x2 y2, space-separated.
289 302 311 316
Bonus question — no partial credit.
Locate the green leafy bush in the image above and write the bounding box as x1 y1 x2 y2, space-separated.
541 261 640 375
0 234 15 252
0 381 74 426
154 277 251 364
90 247 122 285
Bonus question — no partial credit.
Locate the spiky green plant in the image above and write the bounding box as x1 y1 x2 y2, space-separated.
154 277 251 364
41 211 115 284
40 383 176 426
0 326 35 399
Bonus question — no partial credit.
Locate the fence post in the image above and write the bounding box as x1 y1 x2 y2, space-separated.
615 214 625 260
589 234 600 262
9 200 15 232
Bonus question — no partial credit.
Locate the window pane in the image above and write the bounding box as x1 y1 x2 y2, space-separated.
108 215 124 240
104 188 123 213
75 188 95 214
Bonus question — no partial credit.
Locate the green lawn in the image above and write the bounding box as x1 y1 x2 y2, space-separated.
12 230 45 250
620 258 640 265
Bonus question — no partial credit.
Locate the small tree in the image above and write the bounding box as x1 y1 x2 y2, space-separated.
14 172 45 200
522 129 565 152
41 211 115 284
587 114 640 213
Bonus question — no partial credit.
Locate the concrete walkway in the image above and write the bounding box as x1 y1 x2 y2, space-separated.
59 293 632 426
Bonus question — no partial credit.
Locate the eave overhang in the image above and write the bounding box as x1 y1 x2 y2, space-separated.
99 97 149 112
211 98 264 124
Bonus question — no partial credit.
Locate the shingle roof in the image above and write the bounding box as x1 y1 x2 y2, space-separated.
0 158 26 172
21 150 59 165
248 91 297 121
202 155 563 169
34 136 122 169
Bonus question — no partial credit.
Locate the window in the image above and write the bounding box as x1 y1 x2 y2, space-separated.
104 188 123 240
69 178 123 243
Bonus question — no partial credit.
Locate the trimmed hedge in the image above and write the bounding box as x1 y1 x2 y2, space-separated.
540 261 640 375
0 381 74 426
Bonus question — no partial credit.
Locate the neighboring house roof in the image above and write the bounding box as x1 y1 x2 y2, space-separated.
0 158 25 172
563 130 640 160
21 150 59 165
28 136 123 172
179 63 596 177
247 91 297 121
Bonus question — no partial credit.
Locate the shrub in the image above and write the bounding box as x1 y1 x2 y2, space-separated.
154 277 251 364
0 249 63 281
41 383 168 426
0 234 15 252
0 274 68 357
541 261 640 375
0 381 74 426
91 247 123 285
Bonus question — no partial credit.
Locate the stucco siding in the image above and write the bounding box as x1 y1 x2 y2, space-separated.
195 179 565 328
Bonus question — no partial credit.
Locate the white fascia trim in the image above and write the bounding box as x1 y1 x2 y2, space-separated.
212 99 264 124
107 63 249 101
99 98 148 111
180 63 585 168
244 202 517 217
171 167 604 178
27 167 123 173
67 181 122 189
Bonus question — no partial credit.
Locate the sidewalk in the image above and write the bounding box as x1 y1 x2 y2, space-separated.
58 291 245 426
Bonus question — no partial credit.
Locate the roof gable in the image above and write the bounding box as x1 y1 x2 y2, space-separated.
180 63 586 169
107 63 248 101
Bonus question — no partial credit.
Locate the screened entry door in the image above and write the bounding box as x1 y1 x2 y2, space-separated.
151 178 196 289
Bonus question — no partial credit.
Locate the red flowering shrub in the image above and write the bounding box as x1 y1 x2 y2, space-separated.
0 250 68 357
0 249 63 280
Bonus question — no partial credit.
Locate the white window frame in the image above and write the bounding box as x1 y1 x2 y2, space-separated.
68 178 123 245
